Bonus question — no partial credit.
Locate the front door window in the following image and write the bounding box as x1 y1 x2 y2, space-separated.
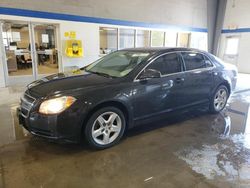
146 53 182 75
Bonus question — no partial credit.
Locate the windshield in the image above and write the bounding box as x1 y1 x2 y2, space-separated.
85 51 151 78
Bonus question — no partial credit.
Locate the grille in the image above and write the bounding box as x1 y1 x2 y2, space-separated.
20 92 36 118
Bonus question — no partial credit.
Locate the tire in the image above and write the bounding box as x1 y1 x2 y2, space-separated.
84 107 126 149
209 85 229 114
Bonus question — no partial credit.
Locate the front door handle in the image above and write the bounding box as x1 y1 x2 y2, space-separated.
175 77 185 84
162 80 174 89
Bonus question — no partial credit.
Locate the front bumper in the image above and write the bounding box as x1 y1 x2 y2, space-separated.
17 106 84 143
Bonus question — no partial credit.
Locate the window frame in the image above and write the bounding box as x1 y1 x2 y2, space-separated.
134 51 215 82
180 52 215 72
99 27 118 55
145 52 184 76
203 55 214 68
119 28 136 49
151 30 165 47
136 29 151 48
177 32 191 48
134 52 185 81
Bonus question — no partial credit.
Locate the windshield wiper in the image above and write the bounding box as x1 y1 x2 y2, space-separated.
86 70 115 78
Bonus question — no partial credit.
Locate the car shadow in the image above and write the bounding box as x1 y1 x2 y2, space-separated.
125 106 209 138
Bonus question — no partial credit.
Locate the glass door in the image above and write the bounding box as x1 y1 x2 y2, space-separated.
1 21 60 86
223 37 240 66
1 21 35 85
33 24 59 78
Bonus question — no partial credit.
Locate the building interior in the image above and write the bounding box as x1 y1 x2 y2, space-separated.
0 0 250 187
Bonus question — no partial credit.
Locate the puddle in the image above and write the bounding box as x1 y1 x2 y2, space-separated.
0 161 4 188
0 104 30 147
176 100 250 183
230 90 250 104
176 140 250 181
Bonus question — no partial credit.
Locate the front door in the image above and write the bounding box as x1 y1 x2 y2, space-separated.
132 52 186 121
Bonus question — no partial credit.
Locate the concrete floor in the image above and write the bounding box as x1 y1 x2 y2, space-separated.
1 78 250 187
9 63 58 76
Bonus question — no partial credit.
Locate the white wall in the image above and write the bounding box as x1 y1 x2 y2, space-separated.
0 0 207 29
59 21 99 70
223 0 250 29
218 0 250 74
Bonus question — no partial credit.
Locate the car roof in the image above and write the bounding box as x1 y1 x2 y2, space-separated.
120 47 207 55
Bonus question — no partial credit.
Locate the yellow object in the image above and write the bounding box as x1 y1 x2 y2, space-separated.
65 40 83 57
64 32 69 37
72 69 82 75
69 31 76 39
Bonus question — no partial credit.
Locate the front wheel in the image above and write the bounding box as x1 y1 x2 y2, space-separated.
209 85 229 114
84 107 126 149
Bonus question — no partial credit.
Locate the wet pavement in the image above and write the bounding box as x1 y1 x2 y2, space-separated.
1 86 250 187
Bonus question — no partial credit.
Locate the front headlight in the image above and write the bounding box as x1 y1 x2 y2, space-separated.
39 96 76 115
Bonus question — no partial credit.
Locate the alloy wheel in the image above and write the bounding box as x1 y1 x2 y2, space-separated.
91 112 122 145
214 88 228 111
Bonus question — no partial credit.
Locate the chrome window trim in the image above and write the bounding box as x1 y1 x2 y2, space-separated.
182 52 215 71
134 50 216 82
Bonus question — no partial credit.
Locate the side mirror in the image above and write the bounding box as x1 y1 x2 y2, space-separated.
138 69 161 80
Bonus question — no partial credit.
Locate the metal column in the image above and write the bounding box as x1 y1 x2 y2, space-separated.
207 0 227 55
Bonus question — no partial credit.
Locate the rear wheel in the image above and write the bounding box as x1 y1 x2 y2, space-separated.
84 107 126 149
209 85 229 113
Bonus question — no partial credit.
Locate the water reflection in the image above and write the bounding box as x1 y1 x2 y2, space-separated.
176 101 250 182
0 104 30 147
210 112 231 136
224 101 250 150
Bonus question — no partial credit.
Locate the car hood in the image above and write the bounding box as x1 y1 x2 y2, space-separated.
27 70 114 97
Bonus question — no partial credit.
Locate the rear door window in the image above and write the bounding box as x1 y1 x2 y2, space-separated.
182 52 207 71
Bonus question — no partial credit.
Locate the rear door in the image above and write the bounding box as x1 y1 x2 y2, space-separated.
181 52 214 105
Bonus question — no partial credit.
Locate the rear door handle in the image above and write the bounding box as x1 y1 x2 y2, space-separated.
175 77 185 83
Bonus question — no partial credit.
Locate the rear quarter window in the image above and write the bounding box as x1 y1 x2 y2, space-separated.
203 55 214 68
